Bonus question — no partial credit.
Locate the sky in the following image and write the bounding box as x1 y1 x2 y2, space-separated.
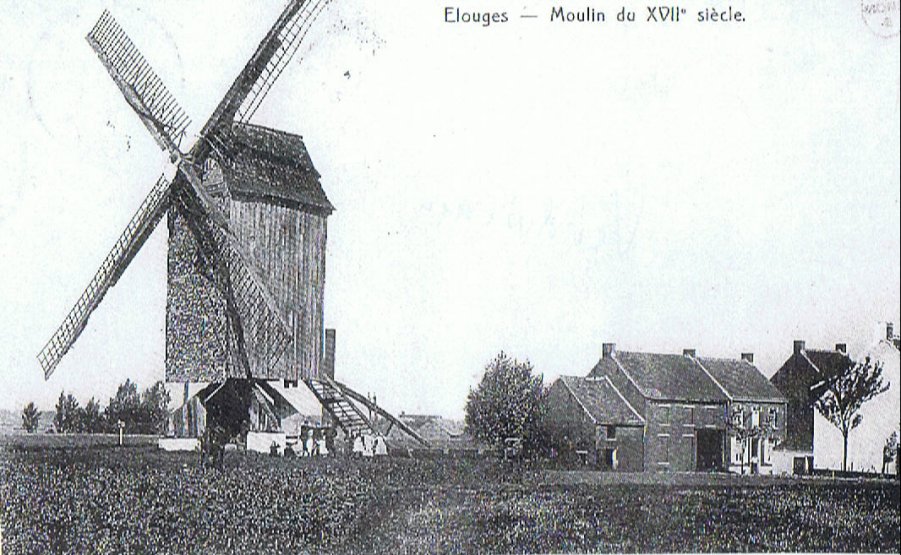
0 1 898 418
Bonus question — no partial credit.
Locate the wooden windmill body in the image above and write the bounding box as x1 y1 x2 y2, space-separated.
167 124 331 385
37 1 426 449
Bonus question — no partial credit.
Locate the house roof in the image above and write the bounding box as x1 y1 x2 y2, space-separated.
803 349 851 375
591 352 730 403
221 122 333 213
558 375 644 425
696 357 786 403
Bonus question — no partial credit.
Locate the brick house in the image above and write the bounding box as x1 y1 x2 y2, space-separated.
548 343 787 473
697 354 787 474
545 375 645 470
769 340 851 473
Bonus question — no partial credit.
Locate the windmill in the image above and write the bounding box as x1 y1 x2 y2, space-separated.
37 0 427 449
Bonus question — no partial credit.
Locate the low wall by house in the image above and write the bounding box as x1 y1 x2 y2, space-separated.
158 437 200 452
247 431 287 455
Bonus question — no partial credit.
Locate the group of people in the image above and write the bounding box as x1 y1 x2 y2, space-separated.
350 433 389 458
282 426 334 457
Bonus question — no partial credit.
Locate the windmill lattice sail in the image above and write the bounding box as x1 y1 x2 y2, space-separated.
236 0 333 123
37 175 171 378
86 10 191 148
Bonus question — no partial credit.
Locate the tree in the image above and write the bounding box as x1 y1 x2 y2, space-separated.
465 351 545 454
814 357 888 472
139 381 171 434
105 379 141 432
53 391 80 433
725 406 777 474
21 402 40 433
80 398 103 434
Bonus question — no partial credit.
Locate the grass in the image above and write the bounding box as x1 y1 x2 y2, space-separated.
1 440 898 554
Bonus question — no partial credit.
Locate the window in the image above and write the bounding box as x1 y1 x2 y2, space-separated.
731 436 742 464
769 407 778 430
731 408 743 428
657 405 671 426
606 425 617 440
751 407 760 428
658 434 670 464
763 439 773 465
684 405 694 425
750 438 759 460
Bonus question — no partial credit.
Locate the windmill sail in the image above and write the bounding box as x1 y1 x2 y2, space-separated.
37 175 171 378
86 10 191 151
196 0 333 146
85 10 294 342
235 0 333 122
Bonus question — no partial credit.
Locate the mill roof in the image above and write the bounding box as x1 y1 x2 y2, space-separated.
591 351 730 403
696 357 786 403
557 375 645 425
221 122 333 213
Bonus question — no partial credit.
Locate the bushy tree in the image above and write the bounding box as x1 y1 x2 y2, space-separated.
105 379 141 432
465 351 545 454
139 381 171 434
53 391 80 433
815 357 888 472
21 402 40 433
80 398 103 434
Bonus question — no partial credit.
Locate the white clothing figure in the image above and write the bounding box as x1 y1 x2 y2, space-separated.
374 435 388 456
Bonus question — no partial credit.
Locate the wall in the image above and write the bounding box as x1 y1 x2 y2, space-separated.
726 401 786 475
815 340 899 473
545 381 598 465
165 185 231 382
595 423 644 472
230 197 328 381
644 400 727 471
770 353 818 452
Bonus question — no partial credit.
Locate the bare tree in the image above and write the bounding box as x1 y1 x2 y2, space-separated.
815 357 888 472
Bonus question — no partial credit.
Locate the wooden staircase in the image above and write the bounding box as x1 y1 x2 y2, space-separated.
304 375 430 448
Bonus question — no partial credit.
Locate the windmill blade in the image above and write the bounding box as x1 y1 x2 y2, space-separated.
235 0 333 123
37 176 171 379
196 0 333 145
86 10 191 152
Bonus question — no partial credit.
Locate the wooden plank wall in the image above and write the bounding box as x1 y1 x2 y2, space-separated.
229 198 327 381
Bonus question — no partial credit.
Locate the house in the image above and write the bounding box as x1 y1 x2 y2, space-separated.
769 340 852 474
384 413 480 452
696 354 787 474
545 375 645 470
775 325 901 474
551 343 786 473
856 323 901 474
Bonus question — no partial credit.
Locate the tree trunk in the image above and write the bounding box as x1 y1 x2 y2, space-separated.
842 430 848 472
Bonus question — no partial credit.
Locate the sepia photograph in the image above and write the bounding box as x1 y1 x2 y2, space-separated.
0 1 899 553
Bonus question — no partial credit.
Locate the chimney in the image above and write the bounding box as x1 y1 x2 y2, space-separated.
602 343 616 359
835 343 847 354
322 328 336 379
683 348 696 358
741 352 754 363
888 322 895 341
793 340 806 355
